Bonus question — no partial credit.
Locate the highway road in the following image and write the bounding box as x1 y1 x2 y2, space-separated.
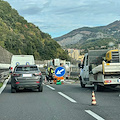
0 79 120 120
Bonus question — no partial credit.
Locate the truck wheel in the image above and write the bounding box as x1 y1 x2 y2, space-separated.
38 85 43 92
80 78 85 88
94 83 102 92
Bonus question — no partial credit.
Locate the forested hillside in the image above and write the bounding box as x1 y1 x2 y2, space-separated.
0 0 69 60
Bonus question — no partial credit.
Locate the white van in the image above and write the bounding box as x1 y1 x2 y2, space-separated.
10 55 35 72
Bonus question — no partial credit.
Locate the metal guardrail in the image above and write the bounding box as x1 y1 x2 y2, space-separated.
0 70 9 83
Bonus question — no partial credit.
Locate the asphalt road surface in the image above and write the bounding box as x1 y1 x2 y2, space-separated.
0 79 120 120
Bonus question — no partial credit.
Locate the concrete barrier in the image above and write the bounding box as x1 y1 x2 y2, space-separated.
0 71 9 83
0 64 10 69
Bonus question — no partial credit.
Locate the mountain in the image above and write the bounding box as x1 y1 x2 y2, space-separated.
54 20 120 51
0 0 69 60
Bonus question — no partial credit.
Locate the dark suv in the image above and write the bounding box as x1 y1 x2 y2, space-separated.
11 65 43 93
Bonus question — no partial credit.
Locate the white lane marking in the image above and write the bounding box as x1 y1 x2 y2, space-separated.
46 85 55 90
58 92 77 103
85 110 105 120
0 77 10 94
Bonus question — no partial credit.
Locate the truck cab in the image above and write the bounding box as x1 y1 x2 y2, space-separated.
79 49 120 91
79 53 89 87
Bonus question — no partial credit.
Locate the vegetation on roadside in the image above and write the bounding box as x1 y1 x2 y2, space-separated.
0 82 3 88
0 0 70 60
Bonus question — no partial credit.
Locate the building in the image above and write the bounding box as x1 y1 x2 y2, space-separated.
67 49 80 60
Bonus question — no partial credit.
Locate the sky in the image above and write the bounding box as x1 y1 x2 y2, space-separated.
5 0 120 38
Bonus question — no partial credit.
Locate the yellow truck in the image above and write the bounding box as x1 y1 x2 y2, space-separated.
79 49 120 91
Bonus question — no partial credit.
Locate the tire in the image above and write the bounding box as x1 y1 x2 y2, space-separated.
38 84 43 92
11 87 16 93
8 77 11 84
110 85 117 88
94 83 103 92
80 77 85 88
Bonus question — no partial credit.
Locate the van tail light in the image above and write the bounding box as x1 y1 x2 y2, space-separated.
12 73 20 77
33 73 42 76
11 67 13 70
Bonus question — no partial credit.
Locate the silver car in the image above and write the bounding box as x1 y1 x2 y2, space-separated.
11 65 43 93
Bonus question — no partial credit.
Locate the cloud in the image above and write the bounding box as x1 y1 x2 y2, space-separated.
51 0 120 17
7 0 52 15
19 6 43 15
5 0 120 37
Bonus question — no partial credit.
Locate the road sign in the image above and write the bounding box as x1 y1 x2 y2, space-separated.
55 67 65 77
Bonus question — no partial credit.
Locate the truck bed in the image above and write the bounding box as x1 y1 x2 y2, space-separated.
103 61 120 73
92 61 120 74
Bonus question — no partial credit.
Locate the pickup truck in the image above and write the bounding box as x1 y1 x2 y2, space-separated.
79 49 120 91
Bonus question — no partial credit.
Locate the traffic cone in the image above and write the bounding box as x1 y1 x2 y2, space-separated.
91 91 96 105
61 79 64 84
44 77 47 83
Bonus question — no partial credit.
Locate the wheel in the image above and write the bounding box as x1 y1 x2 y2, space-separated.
94 83 103 92
11 87 16 93
110 85 117 88
8 77 11 84
80 77 85 88
38 84 43 92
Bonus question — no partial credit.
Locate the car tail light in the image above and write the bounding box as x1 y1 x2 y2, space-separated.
36 81 40 83
16 82 20 84
12 73 20 77
33 73 42 76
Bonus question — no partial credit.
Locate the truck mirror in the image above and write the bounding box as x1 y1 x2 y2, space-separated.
89 65 92 71
82 64 84 69
89 65 93 74
78 63 81 68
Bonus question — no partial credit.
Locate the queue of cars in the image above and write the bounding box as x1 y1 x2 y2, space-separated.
10 55 43 93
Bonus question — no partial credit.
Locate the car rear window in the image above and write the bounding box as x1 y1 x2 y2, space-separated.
16 66 38 71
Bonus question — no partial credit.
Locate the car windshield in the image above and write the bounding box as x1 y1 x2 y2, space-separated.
16 66 38 71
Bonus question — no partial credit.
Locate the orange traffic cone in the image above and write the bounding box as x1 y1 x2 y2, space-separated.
91 91 96 105
44 77 47 83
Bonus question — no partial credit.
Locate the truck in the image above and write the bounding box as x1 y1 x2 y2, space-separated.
79 49 120 91
10 55 35 72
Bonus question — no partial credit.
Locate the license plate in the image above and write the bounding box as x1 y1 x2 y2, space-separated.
23 74 32 77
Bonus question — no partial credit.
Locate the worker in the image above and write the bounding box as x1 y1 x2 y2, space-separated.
60 63 64 67
47 66 54 83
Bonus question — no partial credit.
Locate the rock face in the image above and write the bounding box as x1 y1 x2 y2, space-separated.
53 20 120 49
0 46 13 64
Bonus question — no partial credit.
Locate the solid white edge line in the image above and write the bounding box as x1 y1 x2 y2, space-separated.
58 92 77 103
85 110 105 120
0 77 10 94
46 85 55 90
